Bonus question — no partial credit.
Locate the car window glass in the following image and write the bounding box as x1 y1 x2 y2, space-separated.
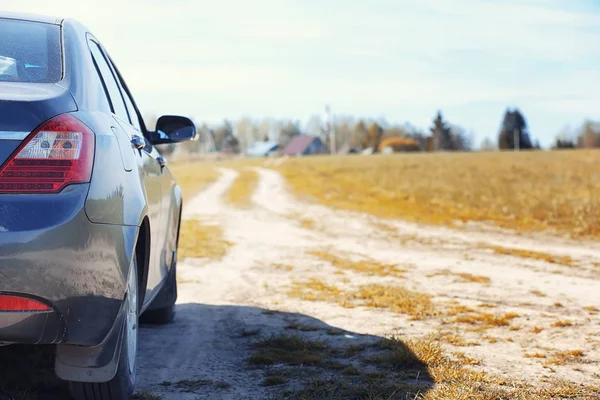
0 18 61 83
116 78 141 131
89 41 130 122
103 52 144 133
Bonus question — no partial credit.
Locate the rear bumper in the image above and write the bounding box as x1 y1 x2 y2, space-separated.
0 184 138 346
0 308 63 344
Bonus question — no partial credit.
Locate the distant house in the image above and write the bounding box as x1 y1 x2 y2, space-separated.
247 141 280 157
283 135 328 156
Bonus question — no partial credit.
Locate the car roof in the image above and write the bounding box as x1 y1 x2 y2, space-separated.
0 11 62 25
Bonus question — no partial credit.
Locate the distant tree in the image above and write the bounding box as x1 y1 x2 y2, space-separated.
577 120 600 148
304 115 323 138
329 116 355 153
382 126 407 140
214 120 239 153
234 117 256 153
479 137 497 151
198 123 216 152
497 108 533 150
366 122 384 152
429 111 453 151
449 124 472 151
378 137 420 152
278 120 301 148
428 112 469 151
552 138 576 150
402 123 427 150
352 121 369 149
256 118 278 143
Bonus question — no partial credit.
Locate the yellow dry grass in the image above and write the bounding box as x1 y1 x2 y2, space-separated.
551 320 574 328
584 305 599 314
381 336 600 400
168 161 222 199
486 246 577 267
178 220 232 260
309 249 406 278
299 217 316 230
288 279 435 319
524 353 547 359
355 284 436 319
452 311 520 331
226 168 259 207
427 269 491 284
273 151 600 238
543 349 584 367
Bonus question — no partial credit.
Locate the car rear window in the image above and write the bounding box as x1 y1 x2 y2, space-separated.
0 18 61 83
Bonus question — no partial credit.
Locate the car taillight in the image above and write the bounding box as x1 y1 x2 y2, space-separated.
0 295 51 312
0 114 95 194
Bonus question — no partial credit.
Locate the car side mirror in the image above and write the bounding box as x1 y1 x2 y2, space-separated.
151 115 196 144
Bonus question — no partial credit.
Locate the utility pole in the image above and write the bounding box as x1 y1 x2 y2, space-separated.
513 128 520 151
325 105 336 154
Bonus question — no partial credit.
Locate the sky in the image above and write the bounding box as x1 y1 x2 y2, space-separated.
2 0 599 147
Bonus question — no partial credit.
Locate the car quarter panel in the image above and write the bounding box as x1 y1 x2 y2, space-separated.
0 184 137 346
77 112 148 227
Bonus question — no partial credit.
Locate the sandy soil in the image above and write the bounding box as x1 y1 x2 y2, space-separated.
135 167 600 399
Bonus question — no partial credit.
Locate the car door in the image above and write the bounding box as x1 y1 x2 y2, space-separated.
88 38 165 298
102 43 176 293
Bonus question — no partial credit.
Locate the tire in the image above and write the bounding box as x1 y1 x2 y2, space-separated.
141 303 175 325
69 259 139 400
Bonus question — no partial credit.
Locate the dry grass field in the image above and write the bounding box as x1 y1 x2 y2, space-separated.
274 150 600 239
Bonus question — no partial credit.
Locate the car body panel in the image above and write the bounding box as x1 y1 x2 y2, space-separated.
0 184 137 346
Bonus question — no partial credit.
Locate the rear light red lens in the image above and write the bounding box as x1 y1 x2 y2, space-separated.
0 114 95 194
0 295 51 312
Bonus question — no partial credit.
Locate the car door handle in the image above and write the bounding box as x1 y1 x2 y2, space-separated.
131 135 145 150
157 156 167 168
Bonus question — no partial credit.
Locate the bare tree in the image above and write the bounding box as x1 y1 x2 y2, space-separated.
304 115 323 137
234 117 256 153
479 137 497 151
366 122 384 152
352 121 369 150
578 120 600 148
278 120 301 148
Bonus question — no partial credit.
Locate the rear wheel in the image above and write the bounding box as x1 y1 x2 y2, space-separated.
68 259 139 400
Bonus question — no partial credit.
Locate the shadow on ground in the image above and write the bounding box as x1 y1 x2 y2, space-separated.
0 304 433 400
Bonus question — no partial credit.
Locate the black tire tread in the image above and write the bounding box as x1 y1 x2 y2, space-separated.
141 303 175 324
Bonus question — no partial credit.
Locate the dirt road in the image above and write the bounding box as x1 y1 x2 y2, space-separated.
135 167 600 399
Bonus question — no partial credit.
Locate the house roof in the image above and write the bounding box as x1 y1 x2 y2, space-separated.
283 135 321 155
247 141 279 156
